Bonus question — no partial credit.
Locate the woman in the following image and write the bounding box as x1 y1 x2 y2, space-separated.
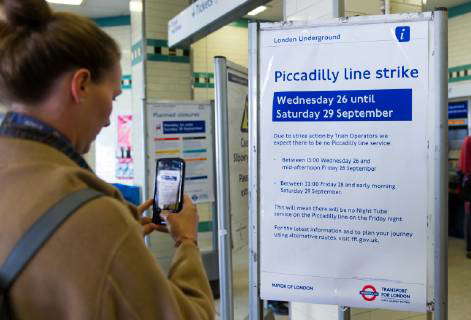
0 0 214 319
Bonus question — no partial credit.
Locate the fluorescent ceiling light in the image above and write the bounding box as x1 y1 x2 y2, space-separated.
46 0 83 5
247 6 267 16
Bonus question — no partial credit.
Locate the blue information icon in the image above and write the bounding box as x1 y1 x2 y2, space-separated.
395 26 411 42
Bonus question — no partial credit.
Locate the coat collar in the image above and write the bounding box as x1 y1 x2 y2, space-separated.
0 112 92 172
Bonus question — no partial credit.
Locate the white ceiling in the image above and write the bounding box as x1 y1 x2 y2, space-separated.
48 0 284 20
48 0 470 19
242 0 471 22
48 0 130 18
243 0 283 21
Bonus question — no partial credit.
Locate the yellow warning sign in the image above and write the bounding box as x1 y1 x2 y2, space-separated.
241 95 249 133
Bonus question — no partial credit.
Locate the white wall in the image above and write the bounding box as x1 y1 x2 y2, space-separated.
284 0 381 20
284 0 422 19
449 12 471 68
449 80 471 99
130 0 146 201
448 10 471 99
390 0 422 13
145 0 192 101
285 0 335 20
94 25 134 185
192 23 248 100
345 0 381 16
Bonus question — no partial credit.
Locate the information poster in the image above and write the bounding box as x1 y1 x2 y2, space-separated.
227 67 249 253
148 103 214 203
116 115 134 180
259 21 430 311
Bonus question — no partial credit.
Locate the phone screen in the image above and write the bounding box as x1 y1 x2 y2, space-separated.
153 158 185 224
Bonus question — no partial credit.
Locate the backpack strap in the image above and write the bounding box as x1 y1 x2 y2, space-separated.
0 188 104 319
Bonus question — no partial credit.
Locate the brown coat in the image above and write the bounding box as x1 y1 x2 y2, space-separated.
0 136 214 320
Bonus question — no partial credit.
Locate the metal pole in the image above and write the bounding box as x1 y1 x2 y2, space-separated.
338 307 351 320
334 3 350 320
385 0 391 14
424 0 435 12
141 98 151 248
214 56 234 320
140 0 151 247
433 7 448 320
248 22 263 320
210 100 219 253
427 311 433 320
141 98 149 203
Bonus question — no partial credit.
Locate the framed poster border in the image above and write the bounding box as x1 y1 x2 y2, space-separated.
248 10 448 319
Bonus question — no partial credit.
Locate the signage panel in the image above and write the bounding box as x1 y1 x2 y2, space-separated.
168 0 269 47
227 66 249 252
147 102 215 204
448 101 468 120
258 20 431 312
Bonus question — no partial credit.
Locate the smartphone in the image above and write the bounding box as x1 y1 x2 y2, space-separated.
152 158 186 225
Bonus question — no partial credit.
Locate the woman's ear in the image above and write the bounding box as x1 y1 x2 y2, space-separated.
70 69 92 104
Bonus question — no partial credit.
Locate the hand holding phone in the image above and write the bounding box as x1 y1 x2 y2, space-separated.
162 194 199 245
152 158 185 225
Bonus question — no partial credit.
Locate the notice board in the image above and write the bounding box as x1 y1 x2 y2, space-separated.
253 13 447 312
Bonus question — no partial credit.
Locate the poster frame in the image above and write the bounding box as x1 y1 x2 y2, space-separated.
214 56 251 320
144 100 219 279
248 10 448 319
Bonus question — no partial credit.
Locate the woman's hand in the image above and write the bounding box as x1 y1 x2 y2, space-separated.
159 194 198 245
137 199 166 236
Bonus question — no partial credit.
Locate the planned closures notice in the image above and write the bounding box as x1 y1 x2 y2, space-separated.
259 21 429 311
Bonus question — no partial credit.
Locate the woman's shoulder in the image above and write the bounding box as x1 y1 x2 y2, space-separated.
0 137 140 228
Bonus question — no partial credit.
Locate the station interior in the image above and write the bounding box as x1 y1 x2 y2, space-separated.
0 0 471 319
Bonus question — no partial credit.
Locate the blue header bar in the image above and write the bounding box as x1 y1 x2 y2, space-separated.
163 121 206 134
272 89 412 122
448 101 468 119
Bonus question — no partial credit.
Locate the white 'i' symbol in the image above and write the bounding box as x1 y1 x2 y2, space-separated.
400 28 406 40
